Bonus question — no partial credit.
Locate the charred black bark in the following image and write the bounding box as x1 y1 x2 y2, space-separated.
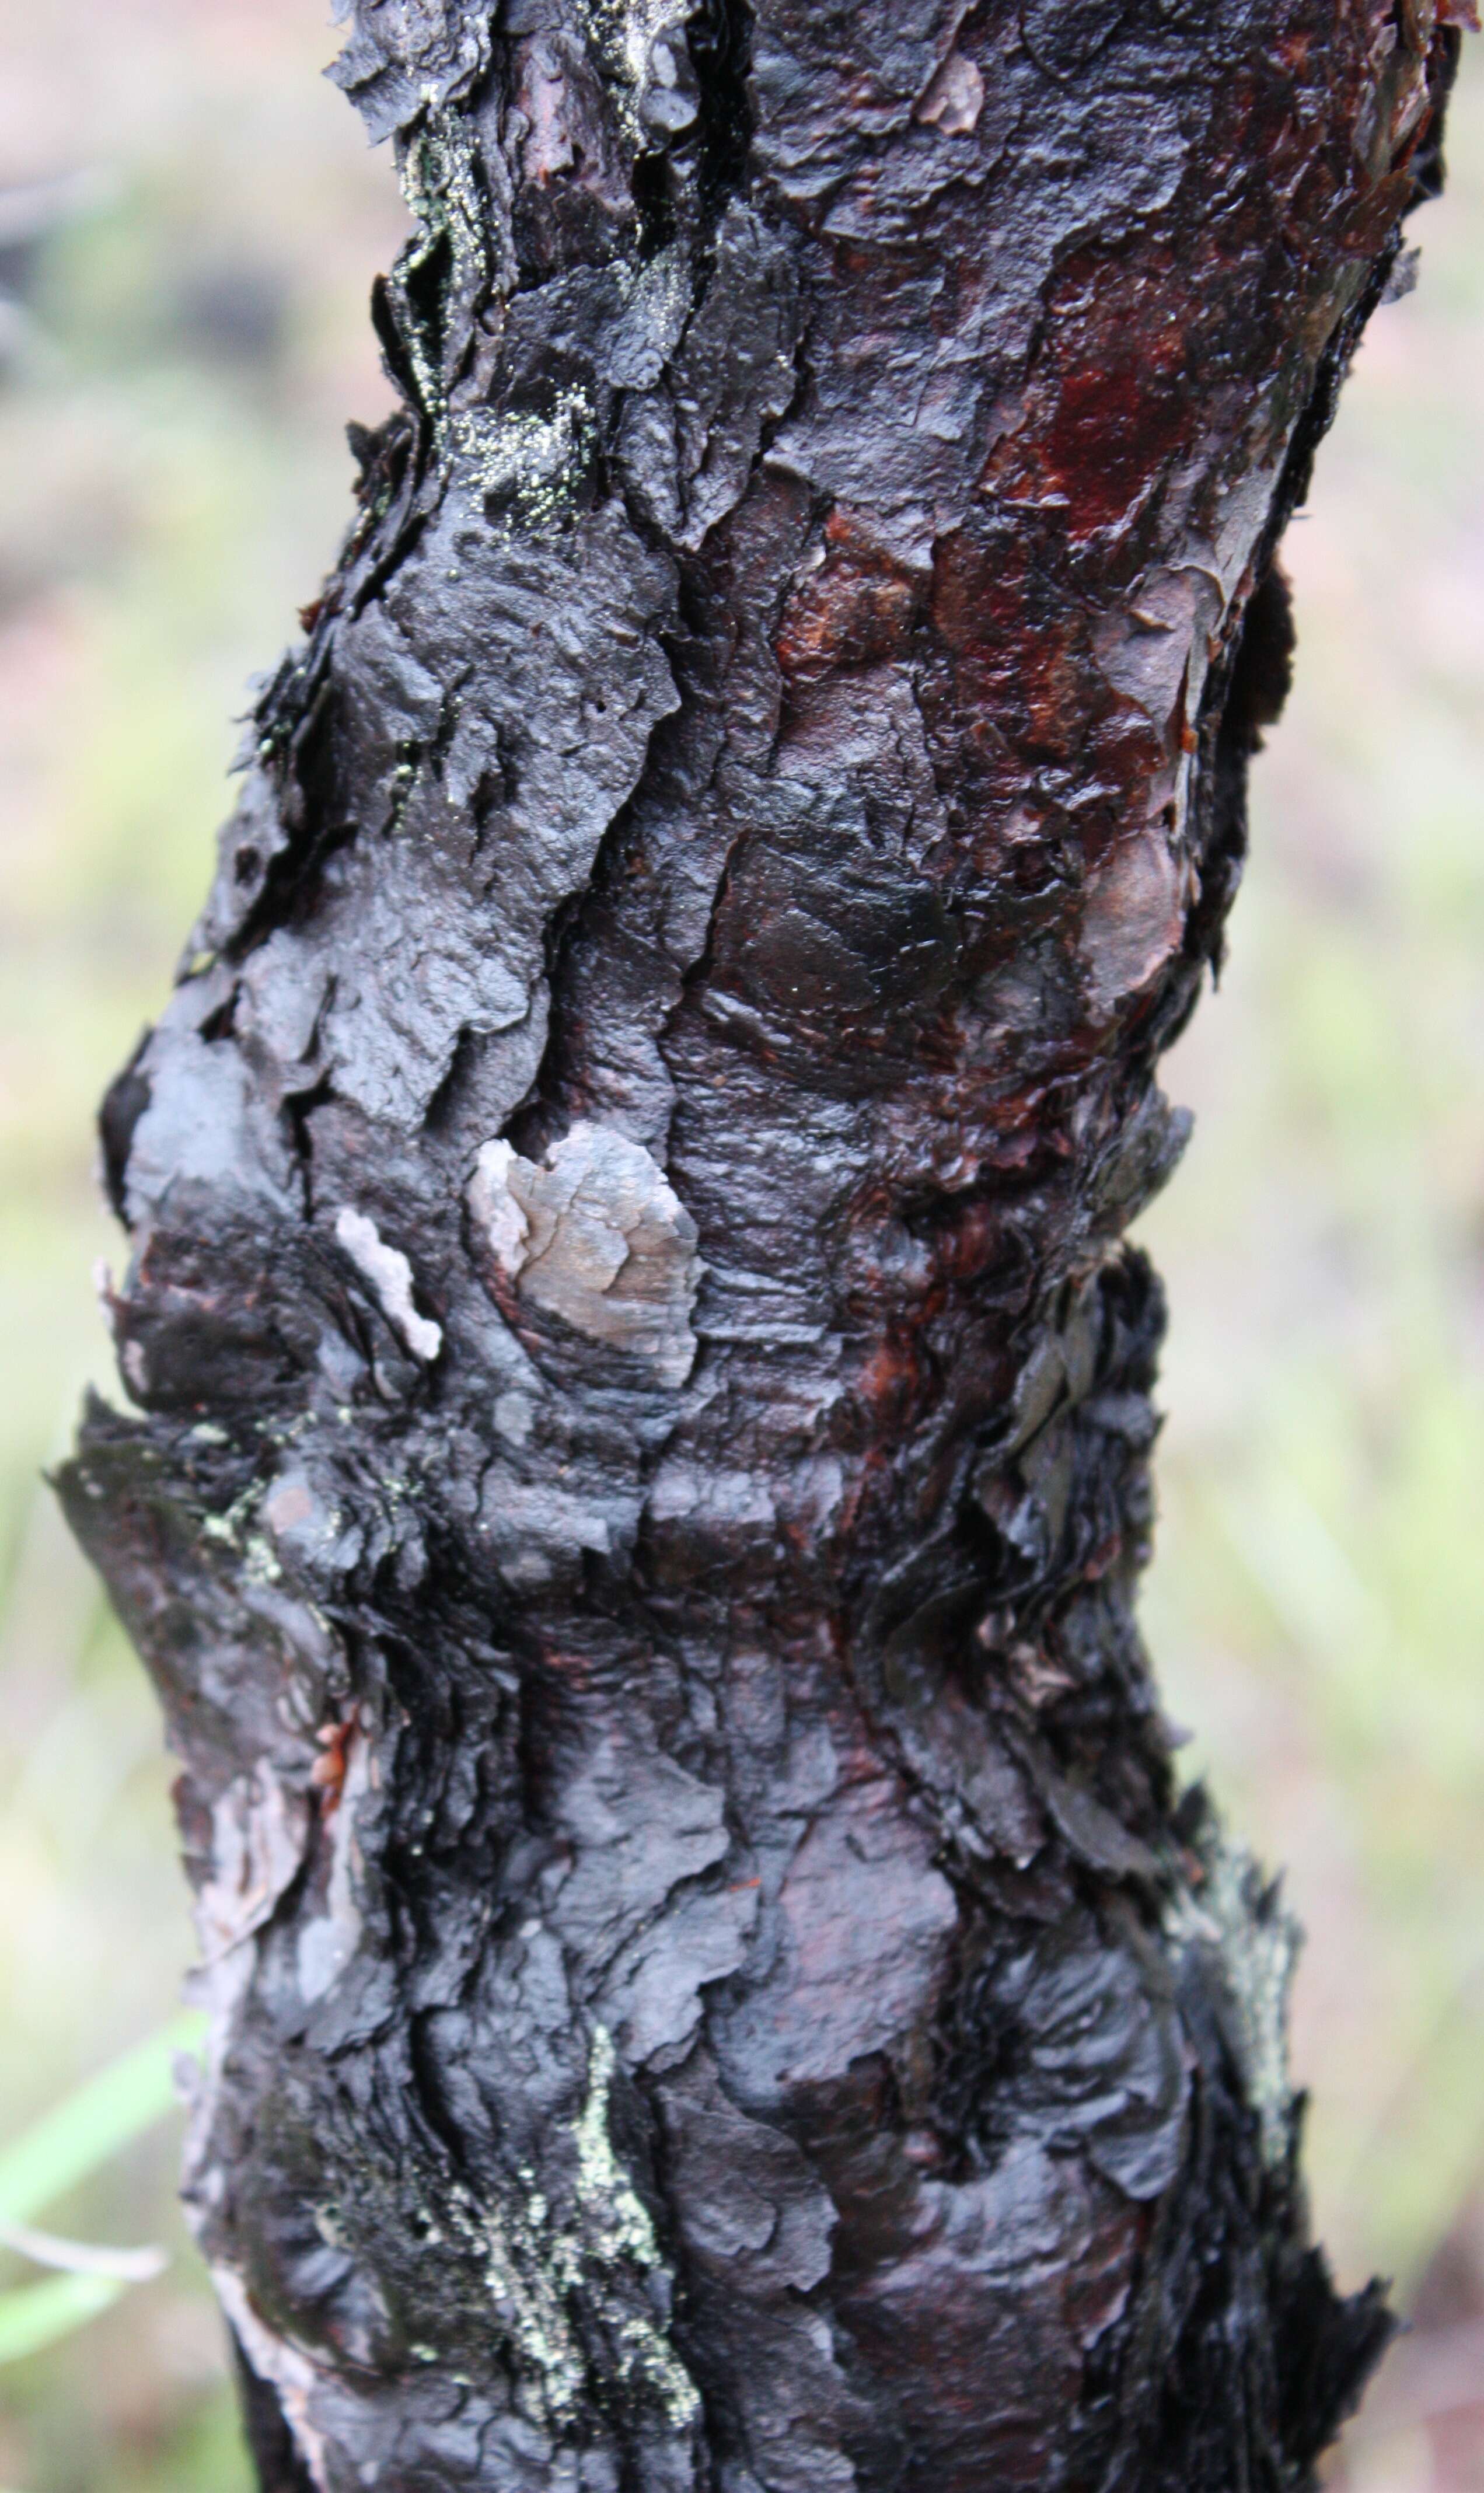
57 5 1465 2487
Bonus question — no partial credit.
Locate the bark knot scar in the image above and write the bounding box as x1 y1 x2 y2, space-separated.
468 1124 700 1388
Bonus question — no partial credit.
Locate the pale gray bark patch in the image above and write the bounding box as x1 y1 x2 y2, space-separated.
469 1125 701 1388
334 1207 444 1361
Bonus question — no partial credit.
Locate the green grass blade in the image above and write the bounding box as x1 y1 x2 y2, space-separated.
0 2012 205 2226
0 2271 123 2365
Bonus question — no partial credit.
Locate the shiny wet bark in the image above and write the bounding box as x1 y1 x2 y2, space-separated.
58 4 1466 2486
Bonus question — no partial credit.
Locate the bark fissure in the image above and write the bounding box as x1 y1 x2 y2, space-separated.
58 4 1465 2489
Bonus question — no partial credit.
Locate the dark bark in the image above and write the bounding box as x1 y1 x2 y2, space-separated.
56 4 1465 2487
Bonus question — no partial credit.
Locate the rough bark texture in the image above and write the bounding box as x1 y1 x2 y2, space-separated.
57 5 1465 2488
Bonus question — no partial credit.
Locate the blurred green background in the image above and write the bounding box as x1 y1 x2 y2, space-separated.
0 8 1480 2488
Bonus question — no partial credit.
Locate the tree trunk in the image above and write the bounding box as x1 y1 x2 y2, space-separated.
57 4 1464 2487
